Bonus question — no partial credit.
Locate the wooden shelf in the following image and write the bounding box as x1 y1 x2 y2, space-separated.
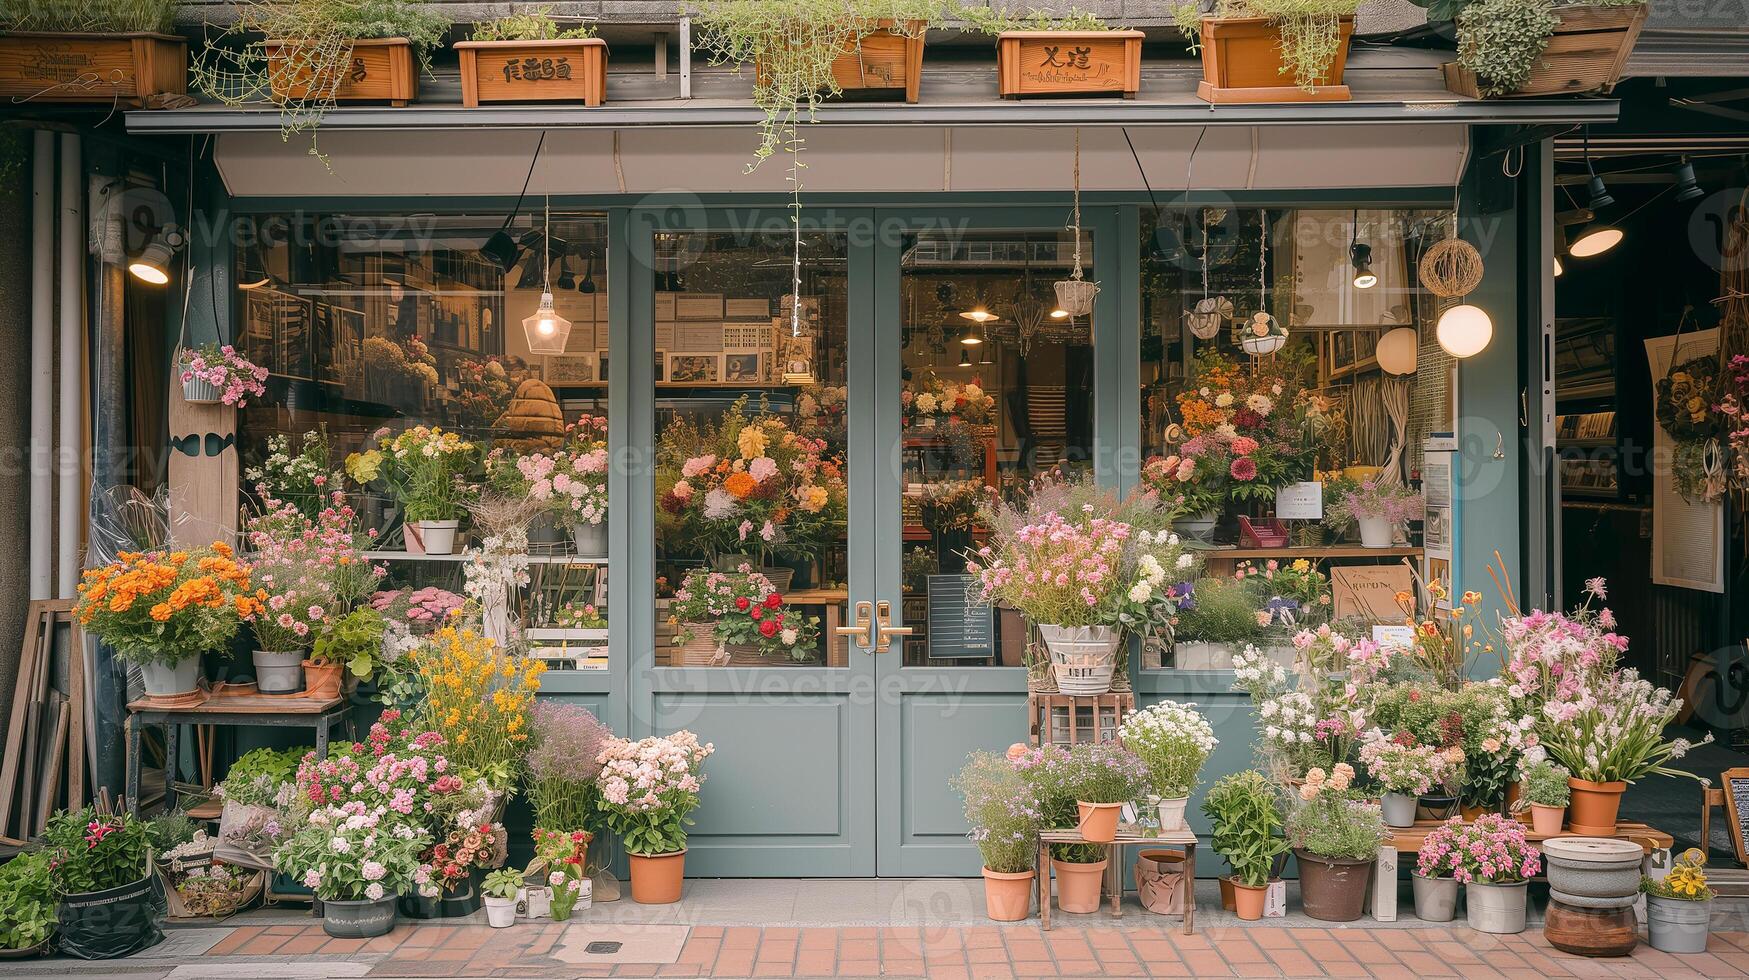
363 551 603 566
1195 545 1422 560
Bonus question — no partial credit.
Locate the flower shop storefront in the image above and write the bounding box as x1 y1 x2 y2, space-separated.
130 109 1575 879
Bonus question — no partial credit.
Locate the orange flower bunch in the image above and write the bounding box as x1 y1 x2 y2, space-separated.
75 543 263 666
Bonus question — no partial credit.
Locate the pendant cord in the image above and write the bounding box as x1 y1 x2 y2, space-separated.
1258 208 1268 314
1070 128 1084 280
542 194 551 292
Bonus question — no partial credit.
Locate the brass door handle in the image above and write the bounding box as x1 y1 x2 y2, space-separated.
835 600 874 650
875 599 913 653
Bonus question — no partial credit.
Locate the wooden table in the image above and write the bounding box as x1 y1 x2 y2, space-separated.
1387 818 1673 855
1037 826 1197 933
125 694 351 817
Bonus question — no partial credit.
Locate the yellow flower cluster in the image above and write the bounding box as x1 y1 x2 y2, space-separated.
1649 848 1712 901
411 626 544 789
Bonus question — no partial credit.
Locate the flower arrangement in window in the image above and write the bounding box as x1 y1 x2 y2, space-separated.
1324 480 1424 530
1141 450 1228 517
901 375 998 428
657 396 847 562
246 430 344 518
179 343 269 407
244 490 385 654
452 355 517 430
488 415 610 530
361 334 442 388
1165 351 1325 507
668 565 822 662
348 426 479 525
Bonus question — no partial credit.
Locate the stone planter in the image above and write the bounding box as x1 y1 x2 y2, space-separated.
1380 792 1417 829
1465 880 1529 935
321 896 398 938
1294 849 1372 922
1647 895 1711 954
1411 872 1458 922
1541 837 1643 908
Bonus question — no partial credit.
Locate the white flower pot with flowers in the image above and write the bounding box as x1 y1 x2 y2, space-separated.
178 342 268 407
1325 479 1423 549
966 475 1200 696
348 427 478 556
1120 701 1218 832
1359 735 1458 829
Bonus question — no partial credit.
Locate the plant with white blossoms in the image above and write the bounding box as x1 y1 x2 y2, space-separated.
273 802 430 904
595 730 714 856
1538 668 1711 786
1258 689 1319 763
1119 700 1219 799
1231 644 1290 701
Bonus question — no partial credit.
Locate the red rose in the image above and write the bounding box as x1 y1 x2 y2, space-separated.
735 596 750 611
759 619 779 638
750 606 763 620
764 593 783 609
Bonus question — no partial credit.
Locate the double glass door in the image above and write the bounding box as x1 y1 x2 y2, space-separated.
635 207 1114 876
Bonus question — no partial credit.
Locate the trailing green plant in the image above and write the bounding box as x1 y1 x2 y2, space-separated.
312 606 387 678
190 0 449 164
1202 770 1287 888
0 851 56 951
1174 0 1360 91
471 6 596 42
220 745 310 806
0 0 175 33
960 4 1110 33
1453 0 1559 97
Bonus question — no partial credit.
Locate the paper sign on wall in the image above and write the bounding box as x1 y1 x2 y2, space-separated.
1331 564 1414 623
1274 482 1323 520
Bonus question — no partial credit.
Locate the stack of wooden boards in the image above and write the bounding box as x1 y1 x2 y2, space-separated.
0 602 86 844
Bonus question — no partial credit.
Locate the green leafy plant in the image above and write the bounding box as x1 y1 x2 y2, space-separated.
191 0 449 163
1523 759 1571 807
960 4 1110 33
1453 0 1559 97
220 745 310 807
312 607 387 678
1175 576 1267 646
1202 771 1287 887
472 6 596 41
483 867 523 900
951 752 1043 875
146 811 202 853
1174 0 1361 91
1285 791 1386 861
41 807 153 895
0 851 56 950
0 0 175 32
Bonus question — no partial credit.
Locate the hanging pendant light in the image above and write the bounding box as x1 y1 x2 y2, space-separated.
522 196 572 356
1349 209 1376 289
958 347 972 366
1437 304 1494 359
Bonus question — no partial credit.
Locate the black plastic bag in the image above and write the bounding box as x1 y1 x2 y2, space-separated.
56 875 164 960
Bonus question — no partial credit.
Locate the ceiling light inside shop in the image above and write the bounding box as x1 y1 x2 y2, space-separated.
1568 223 1623 258
959 308 998 325
522 196 572 356
1674 158 1705 203
1553 255 1563 277
1350 242 1377 289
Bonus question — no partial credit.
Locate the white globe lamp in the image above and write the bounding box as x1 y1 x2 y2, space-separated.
1436 304 1493 359
1376 327 1418 375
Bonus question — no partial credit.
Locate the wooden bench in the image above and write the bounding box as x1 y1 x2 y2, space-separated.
1037 825 1197 933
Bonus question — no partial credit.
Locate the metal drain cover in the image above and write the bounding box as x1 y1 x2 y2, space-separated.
585 941 623 955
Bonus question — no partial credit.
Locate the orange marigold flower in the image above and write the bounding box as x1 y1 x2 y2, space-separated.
723 471 756 499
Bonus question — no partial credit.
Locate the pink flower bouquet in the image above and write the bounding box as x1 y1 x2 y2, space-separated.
1417 814 1539 884
179 343 268 407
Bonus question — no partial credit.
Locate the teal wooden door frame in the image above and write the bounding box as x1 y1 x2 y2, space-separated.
871 205 1126 877
626 205 881 877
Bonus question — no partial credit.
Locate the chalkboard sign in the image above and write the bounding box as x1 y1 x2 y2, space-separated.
926 574 995 660
1725 767 1749 866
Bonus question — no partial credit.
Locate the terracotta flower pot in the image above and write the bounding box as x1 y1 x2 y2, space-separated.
1530 803 1567 836
1231 878 1268 921
1075 801 1123 843
1051 858 1107 914
1567 778 1627 836
1219 874 1236 911
628 850 686 905
300 660 342 699
981 868 1034 921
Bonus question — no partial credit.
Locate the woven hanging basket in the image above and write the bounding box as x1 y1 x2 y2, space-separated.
1054 277 1100 317
1418 238 1485 298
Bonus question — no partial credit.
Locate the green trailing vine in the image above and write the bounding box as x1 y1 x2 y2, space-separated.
0 0 175 33
471 6 597 42
959 5 1111 34
1172 0 1360 91
1454 0 1559 97
190 0 447 165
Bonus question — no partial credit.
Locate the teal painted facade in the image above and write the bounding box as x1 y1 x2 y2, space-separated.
199 145 1532 878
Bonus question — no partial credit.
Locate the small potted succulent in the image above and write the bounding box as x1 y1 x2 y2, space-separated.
1520 759 1570 834
1643 848 1714 954
952 751 1043 922
483 868 523 929
1202 771 1287 921
1119 701 1219 831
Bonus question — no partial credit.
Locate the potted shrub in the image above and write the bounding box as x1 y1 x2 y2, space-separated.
350 426 478 555
309 608 385 700
1141 452 1227 541
1521 759 1570 834
0 0 186 108
1177 0 1360 104
1174 580 1270 669
41 807 161 959
1120 700 1219 832
483 868 522 928
951 751 1043 922
1538 668 1706 835
1643 849 1713 954
1285 768 1382 922
177 343 268 407
457 7 608 107
1359 735 1455 829
0 851 58 958
1449 813 1540 934
275 803 428 938
1201 771 1287 921
1012 742 1147 913
596 730 714 904
1413 818 1464 922
963 5 1144 99
1418 0 1649 99
532 828 591 920
1324 480 1423 548
73 543 262 700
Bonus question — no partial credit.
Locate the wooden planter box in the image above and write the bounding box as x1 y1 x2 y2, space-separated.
456 37 608 107
997 30 1144 99
0 32 186 107
265 37 416 106
758 20 924 103
1196 17 1354 104
1442 4 1647 98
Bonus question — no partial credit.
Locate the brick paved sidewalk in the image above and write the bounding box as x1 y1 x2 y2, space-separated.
28 919 1747 980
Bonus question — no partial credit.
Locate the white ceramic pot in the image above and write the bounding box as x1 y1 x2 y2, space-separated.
1380 792 1418 829
417 520 460 555
252 649 304 694
1155 796 1190 832
484 896 516 928
1171 641 1231 670
1038 624 1121 695
1465 880 1528 935
572 519 608 558
1174 511 1219 542
1357 516 1394 548
138 657 201 698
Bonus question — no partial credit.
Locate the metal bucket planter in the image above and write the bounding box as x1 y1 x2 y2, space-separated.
1381 792 1417 829
1293 850 1372 922
1465 880 1529 934
1038 624 1121 695
182 376 223 404
321 896 398 938
1417 794 1459 821
1647 895 1711 954
572 519 608 558
251 650 304 694
138 657 202 699
1412 872 1459 922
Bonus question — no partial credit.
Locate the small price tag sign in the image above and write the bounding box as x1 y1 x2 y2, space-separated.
1274 482 1323 520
